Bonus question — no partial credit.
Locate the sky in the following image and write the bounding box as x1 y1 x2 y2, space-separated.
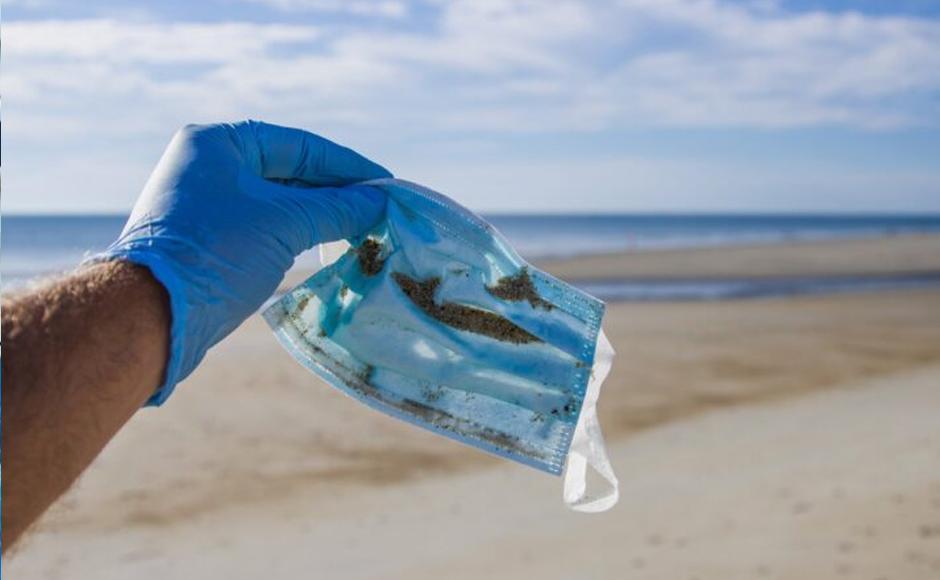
4 0 940 214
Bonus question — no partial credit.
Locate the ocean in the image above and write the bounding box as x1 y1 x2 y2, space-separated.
4 213 940 300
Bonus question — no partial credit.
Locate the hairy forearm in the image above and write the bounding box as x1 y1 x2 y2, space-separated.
1 261 170 549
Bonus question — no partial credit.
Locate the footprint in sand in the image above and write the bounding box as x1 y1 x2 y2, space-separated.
837 540 856 554
919 523 940 538
791 500 812 515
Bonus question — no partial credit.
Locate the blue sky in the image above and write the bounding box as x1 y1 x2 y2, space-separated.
4 0 940 214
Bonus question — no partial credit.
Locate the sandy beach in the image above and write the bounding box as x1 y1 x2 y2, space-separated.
7 235 940 579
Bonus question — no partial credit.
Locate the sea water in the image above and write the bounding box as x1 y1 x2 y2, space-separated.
4 213 940 300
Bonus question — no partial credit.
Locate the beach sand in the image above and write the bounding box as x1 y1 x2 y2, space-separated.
7 235 940 579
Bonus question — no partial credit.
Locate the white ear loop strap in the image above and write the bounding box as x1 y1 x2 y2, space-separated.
563 329 619 513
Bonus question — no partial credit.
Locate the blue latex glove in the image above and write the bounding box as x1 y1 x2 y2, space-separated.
95 120 391 405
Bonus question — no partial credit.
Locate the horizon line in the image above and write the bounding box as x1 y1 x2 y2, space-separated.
5 210 940 219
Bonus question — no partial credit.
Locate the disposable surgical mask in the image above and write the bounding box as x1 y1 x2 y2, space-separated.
264 178 618 512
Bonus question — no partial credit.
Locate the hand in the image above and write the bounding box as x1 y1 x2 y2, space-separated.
97 120 391 405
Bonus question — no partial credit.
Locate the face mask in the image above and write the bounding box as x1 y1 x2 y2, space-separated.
264 178 618 512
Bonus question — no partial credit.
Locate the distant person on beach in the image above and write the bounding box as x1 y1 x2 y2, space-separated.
1 121 392 549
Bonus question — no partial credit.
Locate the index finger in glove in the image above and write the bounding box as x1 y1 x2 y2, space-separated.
236 120 392 186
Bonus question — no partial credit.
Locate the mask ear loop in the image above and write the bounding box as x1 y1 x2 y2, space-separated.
563 329 619 513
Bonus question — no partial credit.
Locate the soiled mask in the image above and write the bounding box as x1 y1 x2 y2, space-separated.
264 178 618 511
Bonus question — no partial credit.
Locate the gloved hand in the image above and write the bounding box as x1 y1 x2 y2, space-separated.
95 120 391 405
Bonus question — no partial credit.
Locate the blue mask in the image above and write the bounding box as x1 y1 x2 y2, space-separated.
264 178 618 511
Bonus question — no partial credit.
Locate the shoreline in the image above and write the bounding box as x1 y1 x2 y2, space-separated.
277 233 940 298
4 233 940 294
574 271 940 302
535 233 940 280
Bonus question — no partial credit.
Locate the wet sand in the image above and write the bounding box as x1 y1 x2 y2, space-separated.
7 235 940 579
538 233 940 280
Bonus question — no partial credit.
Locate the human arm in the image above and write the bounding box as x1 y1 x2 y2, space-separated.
1 121 391 549
2 262 170 548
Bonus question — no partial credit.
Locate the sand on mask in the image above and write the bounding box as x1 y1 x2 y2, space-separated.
356 238 386 276
487 268 554 311
391 272 542 344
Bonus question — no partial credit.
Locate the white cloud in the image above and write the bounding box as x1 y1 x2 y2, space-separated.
601 0 940 128
4 0 940 211
238 0 408 18
3 0 55 7
6 0 939 139
4 20 319 63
